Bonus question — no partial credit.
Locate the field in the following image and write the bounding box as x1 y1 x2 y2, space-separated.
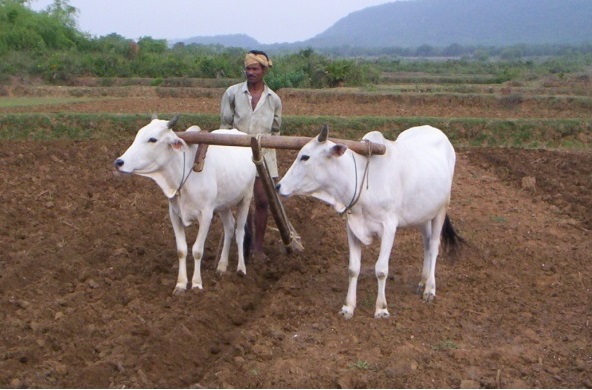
1 73 591 388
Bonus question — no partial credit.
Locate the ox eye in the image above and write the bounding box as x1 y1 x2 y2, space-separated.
300 155 310 162
148 137 157 143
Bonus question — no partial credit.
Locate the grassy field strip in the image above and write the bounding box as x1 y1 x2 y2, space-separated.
0 113 589 149
0 97 113 108
282 89 592 104
371 83 592 97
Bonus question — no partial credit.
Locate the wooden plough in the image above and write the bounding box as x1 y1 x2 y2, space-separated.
176 128 386 254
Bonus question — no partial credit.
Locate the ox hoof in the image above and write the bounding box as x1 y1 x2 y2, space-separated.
422 292 436 303
191 283 203 291
339 306 354 320
173 286 187 296
374 309 390 319
416 283 425 295
236 269 246 277
216 266 228 275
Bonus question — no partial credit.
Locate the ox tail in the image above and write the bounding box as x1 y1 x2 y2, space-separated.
243 222 252 263
441 214 465 259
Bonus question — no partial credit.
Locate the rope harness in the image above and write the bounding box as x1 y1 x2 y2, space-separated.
251 134 265 166
339 140 373 217
173 151 192 198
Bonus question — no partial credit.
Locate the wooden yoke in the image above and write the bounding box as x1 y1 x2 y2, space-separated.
193 130 210 172
175 128 383 256
176 131 386 155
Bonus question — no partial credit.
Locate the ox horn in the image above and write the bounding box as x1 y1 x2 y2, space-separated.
167 114 180 129
317 124 329 142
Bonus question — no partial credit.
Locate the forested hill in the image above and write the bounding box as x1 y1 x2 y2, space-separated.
306 0 592 48
178 0 592 49
180 34 259 48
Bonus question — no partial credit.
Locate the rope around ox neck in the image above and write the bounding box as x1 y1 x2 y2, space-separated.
339 140 372 217
173 151 192 198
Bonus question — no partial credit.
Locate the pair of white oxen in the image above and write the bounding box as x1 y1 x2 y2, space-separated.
114 116 461 319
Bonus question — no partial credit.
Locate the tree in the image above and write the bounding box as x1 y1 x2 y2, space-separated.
415 44 438 57
137 36 167 54
0 0 83 52
44 0 77 29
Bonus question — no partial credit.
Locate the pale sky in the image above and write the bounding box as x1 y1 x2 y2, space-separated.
30 0 395 44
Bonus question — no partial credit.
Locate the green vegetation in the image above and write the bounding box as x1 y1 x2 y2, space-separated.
0 1 377 88
432 339 459 351
491 216 508 224
0 113 587 150
373 53 592 84
348 360 371 370
0 96 96 108
0 1 590 150
1 0 591 88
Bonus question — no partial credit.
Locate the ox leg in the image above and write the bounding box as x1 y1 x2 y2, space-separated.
374 226 396 319
234 193 252 275
340 226 362 320
169 205 189 295
190 209 214 290
216 209 236 275
418 222 432 296
420 210 447 302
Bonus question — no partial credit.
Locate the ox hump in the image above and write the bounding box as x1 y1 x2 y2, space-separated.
362 131 386 145
210 128 249 137
186 125 202 133
212 128 245 135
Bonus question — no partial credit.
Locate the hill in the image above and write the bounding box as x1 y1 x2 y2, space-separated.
308 0 592 48
172 33 258 48
176 0 592 49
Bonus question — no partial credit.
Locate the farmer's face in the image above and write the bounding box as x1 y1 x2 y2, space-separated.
245 63 266 84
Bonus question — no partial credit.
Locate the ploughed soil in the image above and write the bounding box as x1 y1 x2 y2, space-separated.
1 87 591 388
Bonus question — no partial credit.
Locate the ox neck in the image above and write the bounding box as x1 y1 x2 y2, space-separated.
149 148 197 199
172 151 192 198
337 152 370 216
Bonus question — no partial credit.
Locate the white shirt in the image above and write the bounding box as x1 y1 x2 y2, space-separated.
220 81 282 177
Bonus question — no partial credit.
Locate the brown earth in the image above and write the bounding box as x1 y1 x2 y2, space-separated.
0 89 591 388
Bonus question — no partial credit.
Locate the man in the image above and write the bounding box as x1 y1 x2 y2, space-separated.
220 50 282 260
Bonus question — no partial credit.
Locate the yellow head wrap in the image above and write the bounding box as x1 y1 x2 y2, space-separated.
244 52 272 68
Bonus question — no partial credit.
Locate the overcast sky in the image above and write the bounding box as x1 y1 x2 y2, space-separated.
30 0 394 44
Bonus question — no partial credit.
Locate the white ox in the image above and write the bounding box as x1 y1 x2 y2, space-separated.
276 125 461 319
114 115 256 294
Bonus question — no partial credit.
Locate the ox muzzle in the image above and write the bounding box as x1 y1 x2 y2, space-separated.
114 158 125 171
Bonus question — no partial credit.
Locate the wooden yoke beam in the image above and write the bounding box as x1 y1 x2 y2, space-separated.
176 131 386 155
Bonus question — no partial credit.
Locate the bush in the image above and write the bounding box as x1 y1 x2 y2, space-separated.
39 51 85 83
266 69 307 90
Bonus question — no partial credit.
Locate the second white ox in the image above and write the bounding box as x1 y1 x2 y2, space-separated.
114 115 256 294
276 125 461 319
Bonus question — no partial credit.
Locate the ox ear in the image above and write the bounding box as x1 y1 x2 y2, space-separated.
330 144 347 157
167 114 180 129
170 138 187 151
317 124 329 143
167 133 187 152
